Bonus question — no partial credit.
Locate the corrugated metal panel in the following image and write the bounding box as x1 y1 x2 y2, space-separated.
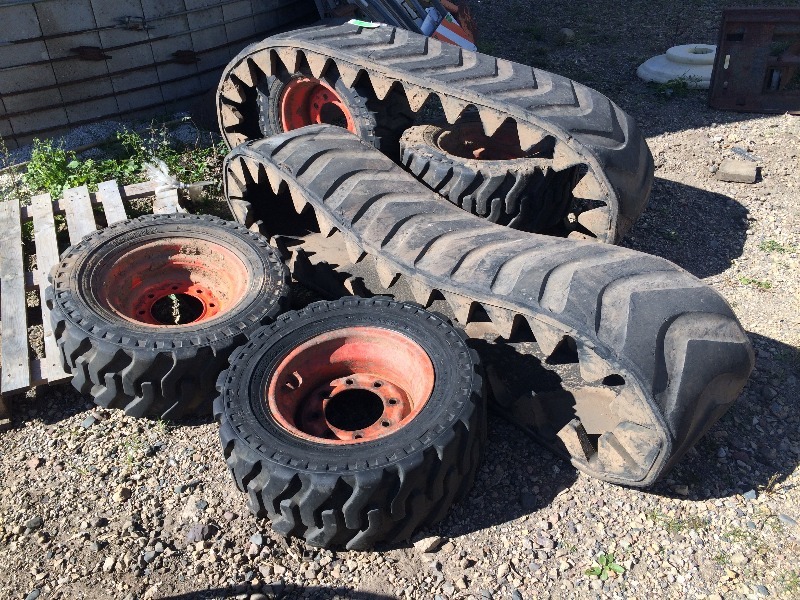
0 0 319 148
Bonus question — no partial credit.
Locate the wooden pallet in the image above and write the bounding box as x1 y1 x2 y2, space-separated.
0 179 159 426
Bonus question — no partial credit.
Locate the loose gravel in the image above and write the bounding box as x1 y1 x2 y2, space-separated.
1 1 799 599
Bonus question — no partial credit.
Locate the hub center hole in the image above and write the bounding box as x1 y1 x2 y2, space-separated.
324 389 384 432
318 103 348 128
150 293 204 325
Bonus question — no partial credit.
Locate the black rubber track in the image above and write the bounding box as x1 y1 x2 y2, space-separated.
214 297 485 550
400 123 576 231
46 214 289 420
216 22 654 243
223 125 755 487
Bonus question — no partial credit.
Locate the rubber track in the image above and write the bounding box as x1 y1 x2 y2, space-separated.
223 126 754 487
214 298 485 549
216 22 654 243
46 214 289 419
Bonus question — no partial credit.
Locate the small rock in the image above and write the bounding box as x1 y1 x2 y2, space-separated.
742 489 757 501
716 158 758 184
755 584 770 596
26 457 43 470
731 553 748 566
195 499 209 511
81 415 97 429
497 563 509 578
673 484 689 496
113 486 132 503
479 590 493 600
185 523 210 544
413 535 445 553
250 533 265 547
25 590 41 600
103 556 116 572
779 514 798 528
455 576 468 590
25 516 43 531
512 591 523 600
223 511 236 522
142 550 157 564
559 27 575 43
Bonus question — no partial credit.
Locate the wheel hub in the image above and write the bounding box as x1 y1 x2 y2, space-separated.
267 326 434 444
280 76 356 133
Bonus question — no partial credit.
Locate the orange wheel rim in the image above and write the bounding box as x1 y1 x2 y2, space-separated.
267 327 435 444
95 238 249 326
279 76 357 133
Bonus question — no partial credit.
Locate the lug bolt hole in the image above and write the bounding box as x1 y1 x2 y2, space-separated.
387 398 398 405
381 421 390 427
345 378 354 385
373 381 383 388
353 432 363 439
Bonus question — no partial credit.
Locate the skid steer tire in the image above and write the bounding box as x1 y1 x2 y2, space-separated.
217 22 654 243
214 297 485 550
46 214 289 420
400 122 577 231
223 126 755 487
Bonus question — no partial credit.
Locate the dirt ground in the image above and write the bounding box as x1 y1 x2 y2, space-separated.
1 1 799 599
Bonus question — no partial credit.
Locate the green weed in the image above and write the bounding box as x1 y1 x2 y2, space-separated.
652 76 700 99
759 239 794 253
586 552 625 580
739 276 772 290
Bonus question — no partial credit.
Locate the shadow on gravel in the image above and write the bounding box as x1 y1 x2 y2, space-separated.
159 586 396 600
622 177 749 278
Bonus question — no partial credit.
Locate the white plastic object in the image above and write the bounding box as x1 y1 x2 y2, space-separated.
637 44 716 89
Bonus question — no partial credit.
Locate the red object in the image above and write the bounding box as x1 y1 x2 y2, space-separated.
267 326 435 444
279 76 356 132
96 237 249 326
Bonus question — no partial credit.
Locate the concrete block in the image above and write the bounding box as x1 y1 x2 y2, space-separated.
0 64 58 94
100 36 156 74
10 107 70 138
59 77 115 104
148 13 189 37
111 66 160 93
161 77 203 102
142 0 183 20
187 6 224 31
151 34 193 62
3 89 65 115
115 87 164 113
66 97 120 124
46 32 111 87
185 0 222 10
199 69 223 92
223 1 253 21
201 47 233 69
0 40 51 70
225 13 256 43
191 25 227 53
716 159 758 184
36 0 96 35
90 0 144 28
0 4 42 41
158 60 199 84
0 118 14 139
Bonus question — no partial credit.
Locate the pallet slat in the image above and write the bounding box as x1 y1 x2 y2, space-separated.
0 199 30 393
63 185 97 245
31 193 69 384
97 181 127 225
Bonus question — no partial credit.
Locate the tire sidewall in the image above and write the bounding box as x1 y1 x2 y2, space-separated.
221 299 477 472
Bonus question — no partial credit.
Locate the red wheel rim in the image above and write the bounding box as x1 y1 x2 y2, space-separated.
279 76 357 133
95 237 250 326
267 327 435 445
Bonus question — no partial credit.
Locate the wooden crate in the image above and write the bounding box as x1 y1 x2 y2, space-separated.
0 179 159 426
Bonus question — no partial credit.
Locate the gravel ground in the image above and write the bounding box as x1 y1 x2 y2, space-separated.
2 1 799 599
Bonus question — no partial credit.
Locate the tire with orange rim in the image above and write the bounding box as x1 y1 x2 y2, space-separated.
256 69 413 155
400 119 581 234
46 214 289 419
214 297 485 549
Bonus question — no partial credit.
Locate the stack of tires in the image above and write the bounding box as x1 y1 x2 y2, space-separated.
48 21 754 551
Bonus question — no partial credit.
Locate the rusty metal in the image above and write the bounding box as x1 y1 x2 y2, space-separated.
709 8 800 114
172 50 200 65
267 327 435 444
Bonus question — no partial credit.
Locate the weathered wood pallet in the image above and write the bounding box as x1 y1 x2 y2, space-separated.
0 179 159 426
